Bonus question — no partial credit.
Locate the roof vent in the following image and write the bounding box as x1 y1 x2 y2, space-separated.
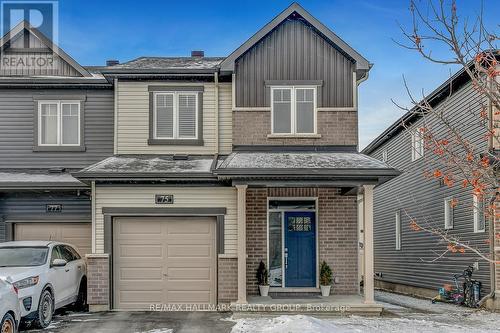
173 154 189 160
106 59 120 66
191 50 204 57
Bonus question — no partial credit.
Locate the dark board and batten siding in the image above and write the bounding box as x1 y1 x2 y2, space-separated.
369 82 492 294
0 89 114 169
235 17 355 108
0 191 91 242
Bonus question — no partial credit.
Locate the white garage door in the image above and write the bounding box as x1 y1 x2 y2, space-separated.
113 217 217 310
14 223 92 256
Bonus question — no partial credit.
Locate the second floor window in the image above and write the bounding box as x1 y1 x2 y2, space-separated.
154 92 198 139
271 86 316 135
395 210 401 250
444 197 454 229
38 101 80 146
411 128 424 161
473 194 486 233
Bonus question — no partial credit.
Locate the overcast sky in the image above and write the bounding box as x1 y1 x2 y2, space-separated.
52 0 499 149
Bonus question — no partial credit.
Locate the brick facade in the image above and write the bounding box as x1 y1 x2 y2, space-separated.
86 254 110 311
218 257 238 303
233 111 358 146
246 187 358 295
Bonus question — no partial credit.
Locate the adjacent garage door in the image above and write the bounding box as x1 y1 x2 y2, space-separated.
113 217 217 310
14 223 92 256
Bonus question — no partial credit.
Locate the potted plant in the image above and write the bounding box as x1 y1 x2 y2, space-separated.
256 260 270 296
320 261 333 296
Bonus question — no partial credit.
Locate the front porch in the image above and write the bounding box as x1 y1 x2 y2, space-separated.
230 294 383 315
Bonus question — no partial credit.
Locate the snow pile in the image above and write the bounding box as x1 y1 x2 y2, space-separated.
230 315 348 333
229 313 500 333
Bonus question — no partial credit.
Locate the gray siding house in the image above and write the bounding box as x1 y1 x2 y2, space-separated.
0 3 402 313
0 21 114 255
362 68 495 298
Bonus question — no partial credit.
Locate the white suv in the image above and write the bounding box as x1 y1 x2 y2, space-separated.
0 241 87 328
0 279 20 333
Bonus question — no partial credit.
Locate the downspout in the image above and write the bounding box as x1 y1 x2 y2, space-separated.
91 180 96 254
479 75 496 307
214 70 219 154
113 78 118 155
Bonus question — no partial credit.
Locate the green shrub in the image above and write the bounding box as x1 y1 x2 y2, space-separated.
256 260 269 285
320 261 333 286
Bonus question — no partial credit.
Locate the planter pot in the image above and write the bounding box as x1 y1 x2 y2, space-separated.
259 285 270 297
320 285 331 297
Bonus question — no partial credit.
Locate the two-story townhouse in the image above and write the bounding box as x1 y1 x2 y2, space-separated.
0 21 114 256
362 66 499 307
74 3 398 312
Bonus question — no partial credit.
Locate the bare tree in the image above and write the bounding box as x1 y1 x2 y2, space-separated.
393 0 499 264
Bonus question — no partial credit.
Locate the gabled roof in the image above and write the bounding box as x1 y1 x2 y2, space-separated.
0 20 92 78
220 2 371 76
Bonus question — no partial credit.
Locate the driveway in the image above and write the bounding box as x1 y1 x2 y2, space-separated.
22 311 235 333
22 291 500 333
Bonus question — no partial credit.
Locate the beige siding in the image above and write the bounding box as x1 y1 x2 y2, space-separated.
116 81 232 154
94 186 237 255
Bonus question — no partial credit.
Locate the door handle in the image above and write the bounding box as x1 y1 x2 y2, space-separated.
65 269 70 272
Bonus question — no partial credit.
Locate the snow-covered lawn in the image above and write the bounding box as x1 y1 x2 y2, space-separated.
229 291 500 333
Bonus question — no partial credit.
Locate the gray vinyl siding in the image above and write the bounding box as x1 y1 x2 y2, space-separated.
235 17 355 108
0 88 114 168
369 81 492 294
0 191 91 242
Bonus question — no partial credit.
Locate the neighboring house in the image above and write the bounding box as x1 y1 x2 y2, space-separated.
362 67 499 302
0 3 400 312
0 21 114 256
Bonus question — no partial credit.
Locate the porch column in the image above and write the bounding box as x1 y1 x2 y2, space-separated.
236 184 248 304
363 185 375 304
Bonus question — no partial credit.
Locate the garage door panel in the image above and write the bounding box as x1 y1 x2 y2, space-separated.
167 244 212 257
167 267 211 280
15 223 91 256
119 245 163 258
119 290 164 304
167 291 212 303
119 267 163 280
113 217 216 310
118 219 163 234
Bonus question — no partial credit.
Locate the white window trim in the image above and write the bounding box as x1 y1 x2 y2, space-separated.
444 197 454 230
473 194 486 233
395 210 401 250
411 128 424 161
270 86 317 135
38 100 81 146
153 91 199 140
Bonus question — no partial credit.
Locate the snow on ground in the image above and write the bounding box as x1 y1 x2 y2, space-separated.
229 291 500 333
135 329 173 333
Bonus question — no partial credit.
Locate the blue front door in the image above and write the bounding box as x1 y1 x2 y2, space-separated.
284 211 316 287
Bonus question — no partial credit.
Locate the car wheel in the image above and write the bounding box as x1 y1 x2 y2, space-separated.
34 290 54 329
74 279 88 311
1 313 16 333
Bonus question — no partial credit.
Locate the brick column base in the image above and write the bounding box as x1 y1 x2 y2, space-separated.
86 254 110 312
218 256 238 304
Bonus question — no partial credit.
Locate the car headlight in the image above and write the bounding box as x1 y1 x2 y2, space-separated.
13 276 39 289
